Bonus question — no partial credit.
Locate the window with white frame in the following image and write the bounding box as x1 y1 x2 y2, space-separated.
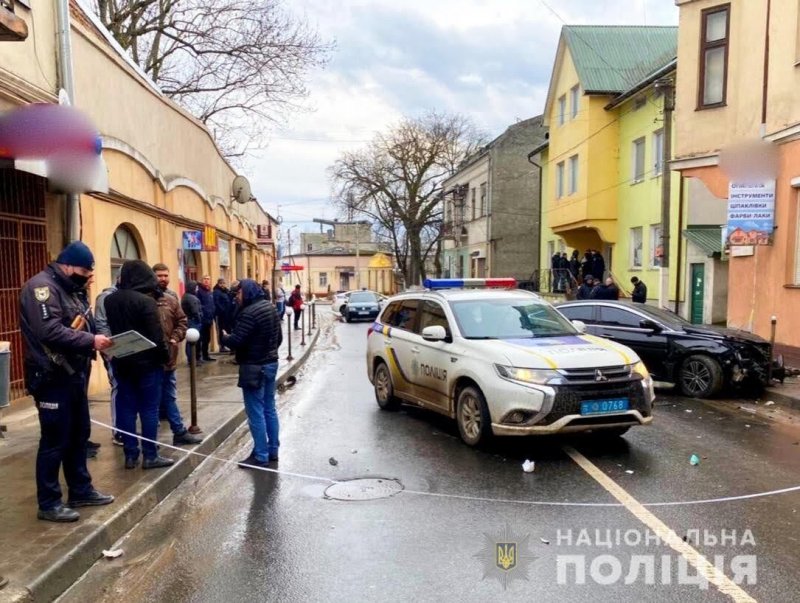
319 272 328 287
471 188 477 220
568 154 579 195
558 95 567 126
650 224 663 267
556 161 565 198
632 137 646 182
699 4 729 108
653 130 664 176
570 85 580 119
630 227 643 268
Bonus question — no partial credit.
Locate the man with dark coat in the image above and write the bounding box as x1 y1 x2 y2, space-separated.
631 277 648 303
594 277 620 300
288 284 304 330
550 252 561 292
181 280 203 364
581 250 592 281
559 252 571 291
197 275 216 361
591 250 606 280
576 276 594 300
569 250 581 280
19 241 115 522
213 278 231 352
221 280 283 468
105 260 173 470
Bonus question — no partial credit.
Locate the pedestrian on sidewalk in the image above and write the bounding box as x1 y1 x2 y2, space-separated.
105 260 174 470
261 280 272 302
288 284 304 330
181 280 203 364
221 279 283 469
94 278 122 446
213 278 231 353
274 281 286 320
197 275 216 362
20 241 115 522
153 264 203 447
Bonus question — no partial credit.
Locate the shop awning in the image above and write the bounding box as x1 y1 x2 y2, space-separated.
682 227 724 257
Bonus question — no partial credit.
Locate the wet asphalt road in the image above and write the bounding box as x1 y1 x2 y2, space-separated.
63 315 800 602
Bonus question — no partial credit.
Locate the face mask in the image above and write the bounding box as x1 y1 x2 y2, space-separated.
69 273 89 287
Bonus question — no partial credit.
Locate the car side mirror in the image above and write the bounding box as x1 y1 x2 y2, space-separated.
571 320 587 333
421 325 448 342
640 319 662 332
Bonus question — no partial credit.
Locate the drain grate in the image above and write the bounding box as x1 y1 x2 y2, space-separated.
324 478 404 501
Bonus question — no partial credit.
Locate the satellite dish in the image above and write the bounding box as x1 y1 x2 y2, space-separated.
232 175 253 204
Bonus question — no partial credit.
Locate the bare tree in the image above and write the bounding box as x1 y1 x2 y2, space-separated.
92 0 331 157
330 112 484 286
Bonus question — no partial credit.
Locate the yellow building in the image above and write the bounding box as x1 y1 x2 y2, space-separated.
536 26 679 292
0 2 276 401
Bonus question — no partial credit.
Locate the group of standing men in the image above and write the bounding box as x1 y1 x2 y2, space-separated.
20 241 284 523
551 249 606 293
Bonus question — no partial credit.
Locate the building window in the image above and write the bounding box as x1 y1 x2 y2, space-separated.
653 130 664 176
699 4 730 108
319 272 328 287
650 224 663 268
568 154 579 195
630 227 643 268
632 137 646 182
547 240 555 261
570 85 580 119
479 182 487 216
471 188 477 220
558 94 566 126
110 224 142 281
556 161 565 198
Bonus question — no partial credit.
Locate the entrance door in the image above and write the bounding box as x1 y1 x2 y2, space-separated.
690 263 705 324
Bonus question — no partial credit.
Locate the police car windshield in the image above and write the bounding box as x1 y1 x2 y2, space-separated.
451 299 577 339
350 292 377 303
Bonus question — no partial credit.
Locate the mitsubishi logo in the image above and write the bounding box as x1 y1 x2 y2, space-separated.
594 369 608 382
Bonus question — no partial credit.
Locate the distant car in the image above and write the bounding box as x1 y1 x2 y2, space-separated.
556 299 783 398
333 291 350 313
342 290 382 322
366 278 654 447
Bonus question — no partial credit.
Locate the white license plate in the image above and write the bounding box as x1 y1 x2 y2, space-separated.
358 311 369 315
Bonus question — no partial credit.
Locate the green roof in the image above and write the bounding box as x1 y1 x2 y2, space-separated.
682 227 725 257
563 26 678 94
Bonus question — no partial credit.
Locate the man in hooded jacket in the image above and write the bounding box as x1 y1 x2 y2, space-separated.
181 280 203 364
221 279 283 468
105 260 173 470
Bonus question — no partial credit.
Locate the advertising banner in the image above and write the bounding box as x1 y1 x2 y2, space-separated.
726 181 775 246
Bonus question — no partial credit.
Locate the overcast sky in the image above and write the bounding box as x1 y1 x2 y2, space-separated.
248 0 678 253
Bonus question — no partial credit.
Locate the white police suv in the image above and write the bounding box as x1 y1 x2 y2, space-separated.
366 278 654 447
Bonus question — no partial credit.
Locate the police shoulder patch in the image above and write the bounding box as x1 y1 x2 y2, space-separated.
34 287 51 302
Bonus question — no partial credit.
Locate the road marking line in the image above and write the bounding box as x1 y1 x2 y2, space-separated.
563 445 757 603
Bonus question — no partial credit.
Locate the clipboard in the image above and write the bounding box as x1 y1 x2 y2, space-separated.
105 330 157 359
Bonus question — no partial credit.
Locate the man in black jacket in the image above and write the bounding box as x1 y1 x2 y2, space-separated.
631 277 648 303
576 276 594 300
181 280 203 364
105 260 173 470
19 241 114 522
213 279 231 352
222 279 283 469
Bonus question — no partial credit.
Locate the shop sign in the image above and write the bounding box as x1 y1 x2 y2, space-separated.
726 181 775 246
182 230 202 250
203 226 218 251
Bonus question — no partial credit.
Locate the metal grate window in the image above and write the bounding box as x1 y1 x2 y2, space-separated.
0 170 48 400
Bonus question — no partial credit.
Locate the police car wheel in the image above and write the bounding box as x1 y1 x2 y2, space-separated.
456 385 491 447
374 361 400 410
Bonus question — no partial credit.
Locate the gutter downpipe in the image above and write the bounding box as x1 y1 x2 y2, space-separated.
674 174 685 316
56 0 81 242
527 148 544 283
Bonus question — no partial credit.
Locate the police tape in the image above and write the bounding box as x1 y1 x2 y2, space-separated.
90 418 800 508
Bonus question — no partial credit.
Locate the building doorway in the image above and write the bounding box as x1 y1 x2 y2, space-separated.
184 250 200 284
690 263 705 324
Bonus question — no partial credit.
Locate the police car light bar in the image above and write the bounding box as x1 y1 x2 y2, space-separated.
423 278 517 289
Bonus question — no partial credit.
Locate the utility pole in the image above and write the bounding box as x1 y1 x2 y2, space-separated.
355 224 361 289
656 78 675 310
56 0 80 242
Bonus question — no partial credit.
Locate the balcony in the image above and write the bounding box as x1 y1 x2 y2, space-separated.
0 2 28 41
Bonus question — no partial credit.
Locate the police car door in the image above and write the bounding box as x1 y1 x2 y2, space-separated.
382 299 422 402
412 300 453 412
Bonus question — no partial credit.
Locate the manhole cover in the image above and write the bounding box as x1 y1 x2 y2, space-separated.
324 478 404 501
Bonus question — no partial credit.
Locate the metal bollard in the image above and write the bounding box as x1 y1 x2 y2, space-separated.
768 315 777 383
300 305 306 346
312 300 317 329
286 309 294 361
186 328 202 434
307 302 313 337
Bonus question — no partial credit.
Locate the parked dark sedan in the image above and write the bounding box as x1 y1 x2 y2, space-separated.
556 300 783 398
341 290 382 322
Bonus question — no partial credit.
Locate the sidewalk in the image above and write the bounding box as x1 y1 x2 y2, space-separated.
0 316 324 603
764 376 800 412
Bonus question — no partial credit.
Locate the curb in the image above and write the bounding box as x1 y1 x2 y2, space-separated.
9 325 322 603
762 387 800 412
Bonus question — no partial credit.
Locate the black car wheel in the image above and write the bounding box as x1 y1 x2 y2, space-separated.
679 355 723 398
374 361 400 410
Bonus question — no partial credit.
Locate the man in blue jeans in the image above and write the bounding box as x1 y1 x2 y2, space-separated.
221 279 283 468
105 260 174 470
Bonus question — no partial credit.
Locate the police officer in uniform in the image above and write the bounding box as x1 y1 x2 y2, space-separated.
19 241 115 522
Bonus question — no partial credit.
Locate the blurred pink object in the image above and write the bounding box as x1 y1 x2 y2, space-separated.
0 103 100 159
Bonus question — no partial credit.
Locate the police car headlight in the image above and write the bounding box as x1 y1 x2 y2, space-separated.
631 361 650 380
495 364 560 385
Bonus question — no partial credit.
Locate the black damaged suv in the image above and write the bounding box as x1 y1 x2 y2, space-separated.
556 300 784 398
